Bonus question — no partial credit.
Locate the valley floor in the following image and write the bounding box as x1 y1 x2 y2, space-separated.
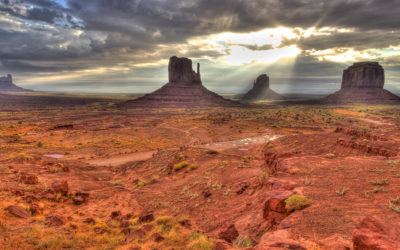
0 93 400 249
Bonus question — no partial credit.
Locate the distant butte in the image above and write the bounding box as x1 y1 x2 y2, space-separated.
241 74 284 102
324 62 400 104
0 74 31 92
124 56 240 108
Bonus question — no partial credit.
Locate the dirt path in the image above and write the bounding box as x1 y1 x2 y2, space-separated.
194 133 282 151
86 151 157 166
334 109 391 125
85 132 281 166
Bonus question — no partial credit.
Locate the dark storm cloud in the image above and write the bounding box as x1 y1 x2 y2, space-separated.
0 0 65 24
0 0 400 92
66 0 400 34
0 59 85 72
1 0 399 63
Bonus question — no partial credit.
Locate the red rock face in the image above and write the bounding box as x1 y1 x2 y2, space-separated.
217 223 239 243
168 56 201 84
341 62 384 89
352 216 400 250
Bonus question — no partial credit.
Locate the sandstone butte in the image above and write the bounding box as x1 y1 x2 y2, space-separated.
324 62 400 104
0 74 31 92
124 56 240 108
241 74 284 102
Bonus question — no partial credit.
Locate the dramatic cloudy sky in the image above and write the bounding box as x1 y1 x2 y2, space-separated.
1 0 400 94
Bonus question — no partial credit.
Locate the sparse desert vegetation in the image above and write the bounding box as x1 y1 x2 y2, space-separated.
1 93 400 249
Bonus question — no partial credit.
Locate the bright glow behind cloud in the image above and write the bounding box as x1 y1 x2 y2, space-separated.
189 27 303 64
222 45 301 64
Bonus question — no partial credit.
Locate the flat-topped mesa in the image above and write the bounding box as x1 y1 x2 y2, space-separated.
168 56 201 84
324 62 400 104
341 62 384 89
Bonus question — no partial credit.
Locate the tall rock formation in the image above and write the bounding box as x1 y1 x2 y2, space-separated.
241 74 284 102
0 74 30 92
324 62 400 104
341 62 384 89
168 56 201 84
124 56 239 108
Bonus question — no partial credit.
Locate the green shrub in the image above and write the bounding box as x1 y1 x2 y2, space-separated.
234 235 253 248
189 164 198 170
173 161 189 171
285 195 312 212
259 172 268 181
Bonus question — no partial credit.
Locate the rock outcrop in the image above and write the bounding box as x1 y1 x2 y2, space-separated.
324 62 400 104
241 74 284 102
352 216 400 250
0 74 31 92
124 56 240 108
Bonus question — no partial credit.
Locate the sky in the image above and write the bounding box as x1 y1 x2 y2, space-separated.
1 0 400 94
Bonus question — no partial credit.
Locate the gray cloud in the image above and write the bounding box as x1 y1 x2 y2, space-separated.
281 29 400 51
0 0 399 92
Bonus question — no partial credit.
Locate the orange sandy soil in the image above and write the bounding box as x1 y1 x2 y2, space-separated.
0 93 400 249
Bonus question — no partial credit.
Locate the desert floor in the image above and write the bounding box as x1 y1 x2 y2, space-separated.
0 92 399 249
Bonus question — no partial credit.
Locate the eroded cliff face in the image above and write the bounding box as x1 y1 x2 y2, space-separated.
168 56 201 84
341 62 384 89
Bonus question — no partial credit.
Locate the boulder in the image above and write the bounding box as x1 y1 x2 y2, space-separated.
51 180 68 196
352 216 400 250
212 239 232 250
111 210 122 219
72 192 89 205
19 174 38 184
6 205 30 218
29 203 43 216
319 234 351 250
120 219 130 228
138 213 154 223
218 223 239 243
126 229 146 243
256 230 306 250
263 190 295 228
151 232 165 242
83 217 95 224
45 214 67 226
264 191 293 214
140 224 154 233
